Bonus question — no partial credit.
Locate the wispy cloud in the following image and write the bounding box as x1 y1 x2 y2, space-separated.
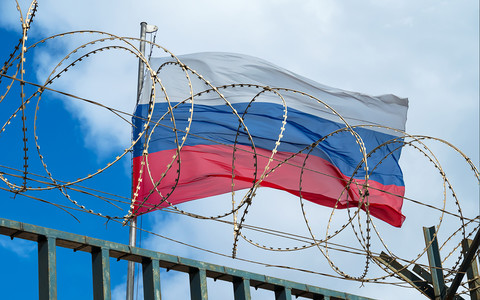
0 236 36 258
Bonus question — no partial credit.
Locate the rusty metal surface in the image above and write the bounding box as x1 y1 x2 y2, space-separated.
0 217 374 300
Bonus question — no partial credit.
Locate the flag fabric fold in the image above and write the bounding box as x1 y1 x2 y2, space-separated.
132 52 408 227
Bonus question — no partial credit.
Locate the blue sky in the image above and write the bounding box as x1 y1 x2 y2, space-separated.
0 1 478 299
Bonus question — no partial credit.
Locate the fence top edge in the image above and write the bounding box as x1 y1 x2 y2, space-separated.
0 217 375 300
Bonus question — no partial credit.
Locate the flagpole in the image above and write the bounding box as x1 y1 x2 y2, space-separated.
126 21 147 300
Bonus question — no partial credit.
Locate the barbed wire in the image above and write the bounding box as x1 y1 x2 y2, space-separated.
3 183 474 290
1 1 478 297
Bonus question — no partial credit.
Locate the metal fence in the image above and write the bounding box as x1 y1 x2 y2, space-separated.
0 217 373 300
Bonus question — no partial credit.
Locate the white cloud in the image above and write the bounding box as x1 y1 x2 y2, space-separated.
111 281 127 300
0 235 36 257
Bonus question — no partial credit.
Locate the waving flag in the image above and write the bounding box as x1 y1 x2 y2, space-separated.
132 52 408 227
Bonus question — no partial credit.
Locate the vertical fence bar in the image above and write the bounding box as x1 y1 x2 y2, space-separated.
233 277 251 300
0 218 376 300
92 247 111 300
423 226 446 300
446 228 480 300
461 239 480 300
142 258 162 300
189 268 208 300
274 286 292 300
38 236 57 300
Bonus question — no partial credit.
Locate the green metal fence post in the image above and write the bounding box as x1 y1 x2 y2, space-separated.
275 286 292 300
374 252 434 299
233 277 251 300
0 217 375 300
143 258 162 300
461 239 480 300
92 247 111 300
423 226 446 300
38 236 57 300
189 268 208 300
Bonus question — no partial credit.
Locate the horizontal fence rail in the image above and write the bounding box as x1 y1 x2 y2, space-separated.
0 218 374 300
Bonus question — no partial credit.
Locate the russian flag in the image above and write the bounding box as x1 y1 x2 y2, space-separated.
131 52 408 227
